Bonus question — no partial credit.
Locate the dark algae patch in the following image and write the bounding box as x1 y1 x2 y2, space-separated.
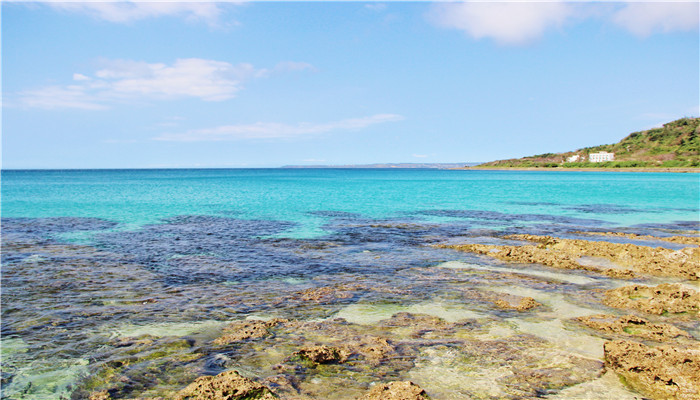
2 215 699 399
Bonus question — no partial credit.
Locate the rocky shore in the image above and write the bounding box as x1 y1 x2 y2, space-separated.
440 231 700 400
4 220 698 400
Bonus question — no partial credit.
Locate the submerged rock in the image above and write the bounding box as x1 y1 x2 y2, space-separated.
174 370 277 400
357 381 430 400
604 340 700 400
291 285 356 303
575 314 692 342
494 296 540 312
603 284 699 316
213 319 287 346
293 345 349 365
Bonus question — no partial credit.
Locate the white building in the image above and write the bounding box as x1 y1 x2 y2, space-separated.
566 155 581 162
588 152 615 162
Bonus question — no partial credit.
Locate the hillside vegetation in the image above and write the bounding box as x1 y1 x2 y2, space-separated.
479 117 700 168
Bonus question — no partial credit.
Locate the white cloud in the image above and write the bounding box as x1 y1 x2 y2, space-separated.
154 114 405 142
17 85 107 110
612 2 699 37
15 58 312 109
429 1 574 46
44 1 225 26
428 1 699 45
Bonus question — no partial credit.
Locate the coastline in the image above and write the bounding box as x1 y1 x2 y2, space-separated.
463 167 700 173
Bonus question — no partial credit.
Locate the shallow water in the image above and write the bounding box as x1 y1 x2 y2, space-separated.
1 169 698 399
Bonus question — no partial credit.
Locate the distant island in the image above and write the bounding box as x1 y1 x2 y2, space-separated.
473 117 699 169
282 162 479 169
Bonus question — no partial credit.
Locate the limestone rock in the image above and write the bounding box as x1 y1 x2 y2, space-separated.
494 296 540 311
442 234 700 280
174 370 277 400
575 314 691 341
213 319 287 346
357 381 430 400
604 340 700 400
603 284 699 315
294 345 349 364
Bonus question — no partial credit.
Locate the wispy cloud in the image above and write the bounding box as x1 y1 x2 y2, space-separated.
39 1 228 26
13 58 311 109
154 114 405 142
428 1 698 46
612 2 699 37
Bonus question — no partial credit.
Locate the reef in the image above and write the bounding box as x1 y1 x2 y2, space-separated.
575 231 700 246
604 340 700 400
493 296 540 311
602 283 700 316
214 319 288 346
574 314 692 342
440 234 699 280
293 345 349 365
357 381 429 400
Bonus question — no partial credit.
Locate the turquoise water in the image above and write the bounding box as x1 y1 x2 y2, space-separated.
3 169 698 238
1 169 698 400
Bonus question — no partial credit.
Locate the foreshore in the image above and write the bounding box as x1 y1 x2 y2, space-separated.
4 213 699 399
463 167 700 173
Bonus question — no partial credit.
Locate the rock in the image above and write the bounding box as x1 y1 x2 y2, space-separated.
357 381 430 400
213 319 287 346
292 285 355 303
294 345 349 364
603 284 699 315
378 312 473 338
494 296 540 311
575 231 700 246
575 314 691 341
604 340 700 400
442 234 700 280
89 391 112 400
174 370 277 400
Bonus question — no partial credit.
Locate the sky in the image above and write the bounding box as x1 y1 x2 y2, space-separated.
2 1 698 169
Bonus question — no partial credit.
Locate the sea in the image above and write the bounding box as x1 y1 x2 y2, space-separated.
1 168 698 399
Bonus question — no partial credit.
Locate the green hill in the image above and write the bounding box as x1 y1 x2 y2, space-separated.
479 117 700 168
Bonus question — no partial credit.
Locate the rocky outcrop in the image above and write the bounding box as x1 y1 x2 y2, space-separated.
508 234 699 280
293 345 349 365
576 231 700 246
291 285 356 303
604 340 700 400
89 370 277 400
357 381 430 400
213 319 287 346
441 234 699 280
575 314 691 341
603 284 699 315
174 370 277 400
494 296 540 311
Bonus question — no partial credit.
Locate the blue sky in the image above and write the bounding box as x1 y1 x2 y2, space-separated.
2 1 698 168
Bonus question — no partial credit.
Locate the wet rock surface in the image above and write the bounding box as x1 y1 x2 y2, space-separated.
293 346 349 365
604 340 700 400
357 381 429 400
493 296 540 311
214 319 288 346
575 231 700 246
575 314 692 342
603 283 700 315
442 234 699 280
174 370 277 400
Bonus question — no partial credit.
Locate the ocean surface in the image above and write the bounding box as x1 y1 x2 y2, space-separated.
1 169 699 399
